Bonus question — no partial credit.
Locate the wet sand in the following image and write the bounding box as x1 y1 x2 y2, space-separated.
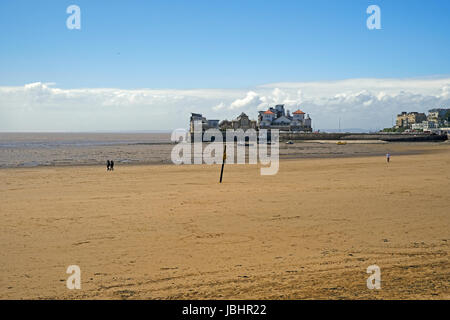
0 144 449 299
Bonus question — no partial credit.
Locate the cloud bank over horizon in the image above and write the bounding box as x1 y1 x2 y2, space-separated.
1 78 449 132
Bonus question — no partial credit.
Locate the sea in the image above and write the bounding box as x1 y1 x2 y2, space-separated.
0 132 174 168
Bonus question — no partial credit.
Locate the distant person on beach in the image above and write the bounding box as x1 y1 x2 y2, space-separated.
106 160 111 171
110 160 114 171
386 153 390 163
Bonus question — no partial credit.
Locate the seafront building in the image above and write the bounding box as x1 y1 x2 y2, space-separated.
411 121 437 131
396 108 449 133
428 108 449 120
395 112 427 128
258 105 312 132
189 113 220 133
189 104 312 134
219 112 257 130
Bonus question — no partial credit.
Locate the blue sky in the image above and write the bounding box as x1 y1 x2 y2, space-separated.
1 0 449 88
0 0 449 131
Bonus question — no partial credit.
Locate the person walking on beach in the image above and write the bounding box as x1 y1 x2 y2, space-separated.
106 160 111 171
386 153 390 163
110 160 114 171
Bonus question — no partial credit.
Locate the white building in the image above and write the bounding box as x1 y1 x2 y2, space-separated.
258 105 312 131
412 121 437 131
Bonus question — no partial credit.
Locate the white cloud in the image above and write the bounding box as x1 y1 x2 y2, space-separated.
212 102 226 111
229 91 261 110
213 78 450 129
0 78 449 131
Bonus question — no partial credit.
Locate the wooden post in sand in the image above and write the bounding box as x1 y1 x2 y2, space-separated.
220 144 226 183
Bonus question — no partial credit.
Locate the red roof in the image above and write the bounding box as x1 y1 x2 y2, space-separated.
293 109 305 114
264 110 275 114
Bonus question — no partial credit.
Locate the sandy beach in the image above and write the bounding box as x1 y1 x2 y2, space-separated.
0 143 449 299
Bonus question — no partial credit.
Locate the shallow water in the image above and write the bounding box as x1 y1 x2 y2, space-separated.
0 132 173 168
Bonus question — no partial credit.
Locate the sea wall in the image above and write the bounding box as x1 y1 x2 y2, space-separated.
193 131 448 143
279 132 448 142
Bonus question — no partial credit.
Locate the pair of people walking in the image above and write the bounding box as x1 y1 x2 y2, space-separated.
106 160 115 171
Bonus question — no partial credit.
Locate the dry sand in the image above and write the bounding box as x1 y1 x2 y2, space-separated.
0 144 449 299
